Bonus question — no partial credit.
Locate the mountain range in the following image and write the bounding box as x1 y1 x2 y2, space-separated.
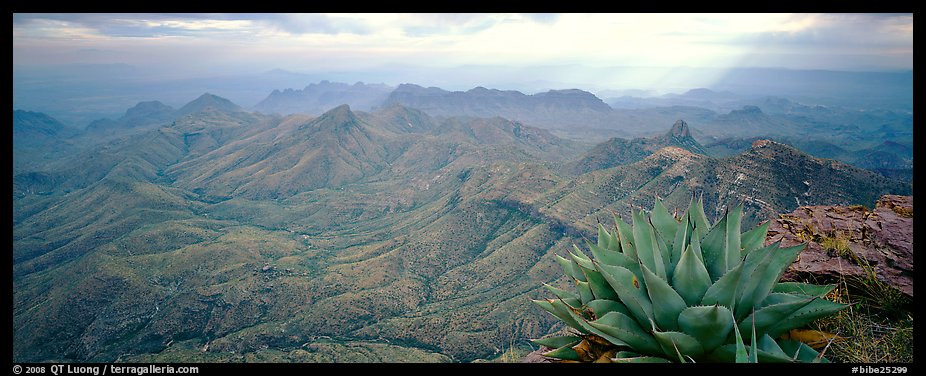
12 91 912 363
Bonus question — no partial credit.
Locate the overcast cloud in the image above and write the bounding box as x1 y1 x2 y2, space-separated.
13 13 913 90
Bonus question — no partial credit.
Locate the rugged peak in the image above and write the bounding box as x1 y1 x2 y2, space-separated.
668 119 690 138
307 104 359 132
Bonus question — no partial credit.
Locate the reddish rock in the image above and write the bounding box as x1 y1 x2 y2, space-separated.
766 195 913 297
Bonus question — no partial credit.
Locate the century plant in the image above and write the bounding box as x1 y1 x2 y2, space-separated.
532 197 847 363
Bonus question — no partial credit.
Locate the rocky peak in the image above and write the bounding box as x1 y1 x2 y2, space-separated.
668 119 691 138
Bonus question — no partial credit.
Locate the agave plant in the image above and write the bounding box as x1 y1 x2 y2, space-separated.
532 197 847 363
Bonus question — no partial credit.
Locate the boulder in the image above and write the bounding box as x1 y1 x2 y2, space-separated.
766 195 912 297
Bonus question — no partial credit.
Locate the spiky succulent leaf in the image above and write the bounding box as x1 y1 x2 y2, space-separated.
639 260 687 331
632 210 667 280
651 199 678 248
652 329 705 359
532 336 581 349
543 344 582 361
559 300 631 347
741 221 771 254
765 298 848 338
671 211 692 268
532 299 588 334
614 215 638 261
689 196 711 239
738 298 815 340
598 223 613 250
542 284 581 308
672 243 712 306
772 282 836 297
779 339 829 363
677 305 734 351
554 254 586 282
732 311 749 363
596 263 653 327
735 243 805 320
700 214 730 281
700 257 745 309
586 241 630 268
575 280 595 305
577 264 619 301
725 203 744 269
588 312 662 354
586 299 631 318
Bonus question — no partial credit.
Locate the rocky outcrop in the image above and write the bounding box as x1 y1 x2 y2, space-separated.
766 195 913 297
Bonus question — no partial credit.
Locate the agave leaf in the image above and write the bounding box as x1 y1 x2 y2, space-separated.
779 339 829 363
614 214 638 261
576 280 595 305
558 300 631 347
689 196 711 240
761 292 815 307
639 260 687 331
672 243 713 306
586 299 631 318
671 211 691 269
598 223 614 251
699 257 745 310
725 203 744 270
738 298 816 340
677 305 734 351
576 264 619 301
587 241 631 268
765 299 848 338
733 243 778 320
542 344 582 361
532 299 586 333
708 343 797 363
542 283 580 307
554 254 586 282
741 221 770 254
699 214 729 281
750 311 758 363
732 310 749 363
654 223 674 280
595 262 654 328
736 243 806 320
568 248 594 269
772 282 836 297
588 311 662 354
757 333 790 359
652 329 705 359
651 198 679 248
632 210 667 280
532 335 582 349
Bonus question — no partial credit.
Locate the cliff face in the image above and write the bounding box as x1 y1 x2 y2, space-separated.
766 195 913 297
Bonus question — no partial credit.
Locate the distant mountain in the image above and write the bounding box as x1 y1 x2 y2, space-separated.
383 84 614 130
568 119 706 174
253 81 394 115
13 110 82 172
174 93 244 117
13 110 79 142
86 101 176 134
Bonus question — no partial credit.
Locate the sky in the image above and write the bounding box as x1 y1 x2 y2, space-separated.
13 13 913 82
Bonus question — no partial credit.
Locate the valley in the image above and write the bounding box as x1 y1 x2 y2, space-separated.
12 86 912 362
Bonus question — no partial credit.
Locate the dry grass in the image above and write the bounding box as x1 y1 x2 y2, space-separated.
808 275 914 363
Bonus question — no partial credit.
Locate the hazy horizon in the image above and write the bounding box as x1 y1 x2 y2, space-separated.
13 13 914 127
